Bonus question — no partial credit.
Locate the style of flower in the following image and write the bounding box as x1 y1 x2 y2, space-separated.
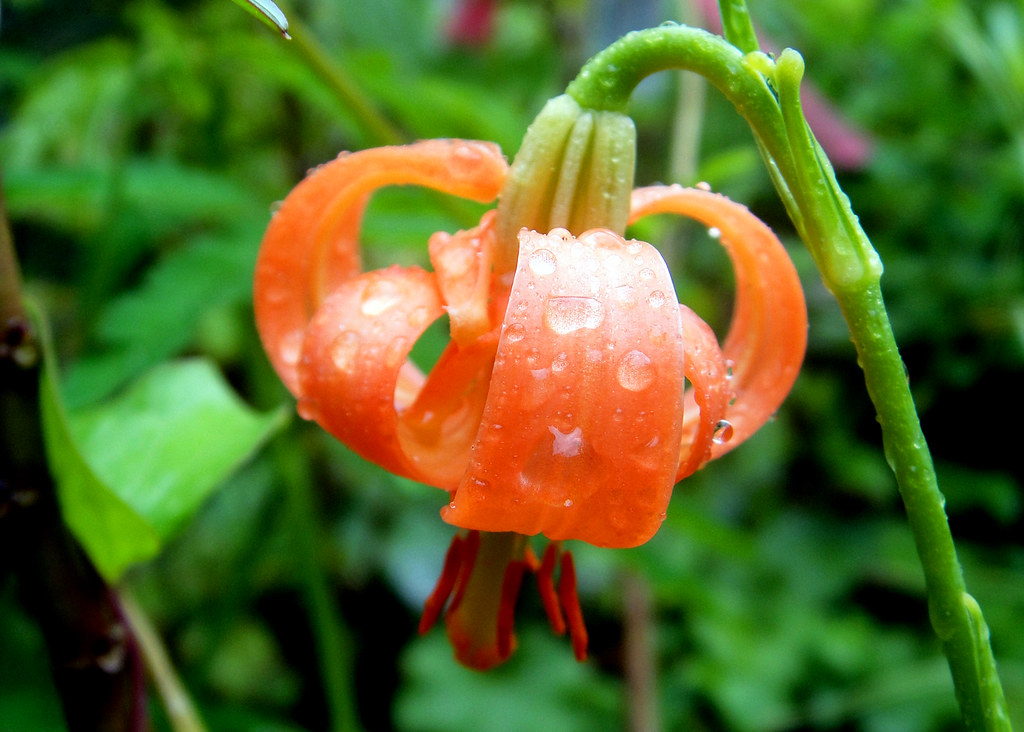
254 138 806 669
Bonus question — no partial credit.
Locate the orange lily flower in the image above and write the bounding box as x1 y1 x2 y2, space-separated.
254 138 806 669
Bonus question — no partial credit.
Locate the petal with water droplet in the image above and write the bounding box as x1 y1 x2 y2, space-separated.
255 139 507 395
444 227 686 548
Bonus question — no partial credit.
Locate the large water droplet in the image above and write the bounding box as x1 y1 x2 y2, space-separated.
330 331 360 372
713 420 734 445
543 296 604 334
528 248 557 276
360 280 402 316
551 352 569 373
617 350 654 391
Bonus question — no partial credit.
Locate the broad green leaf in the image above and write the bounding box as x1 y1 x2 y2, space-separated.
69 358 288 540
35 307 162 580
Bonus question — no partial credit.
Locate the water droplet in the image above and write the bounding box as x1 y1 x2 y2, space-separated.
531 367 549 380
408 306 430 328
528 248 557 276
504 322 527 343
613 284 638 308
280 330 303 366
696 181 712 191
551 352 569 373
708 227 721 239
647 290 666 308
626 241 643 255
713 420 734 445
617 350 654 391
330 331 360 372
725 359 736 379
638 267 655 281
543 296 604 334
360 279 403 316
549 425 584 457
453 143 483 164
384 336 408 368
296 397 318 421
563 499 574 508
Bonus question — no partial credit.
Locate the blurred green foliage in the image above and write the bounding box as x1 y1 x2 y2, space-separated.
1 0 1022 730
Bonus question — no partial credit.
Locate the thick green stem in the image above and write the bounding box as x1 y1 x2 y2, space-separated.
838 284 1010 730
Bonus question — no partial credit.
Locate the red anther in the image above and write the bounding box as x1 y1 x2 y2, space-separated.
557 551 588 662
536 543 566 635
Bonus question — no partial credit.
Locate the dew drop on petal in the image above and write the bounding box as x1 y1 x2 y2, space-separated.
713 420 735 445
638 267 656 282
360 279 403 316
708 226 722 240
504 322 527 343
280 330 303 366
528 248 557 276
551 352 569 373
384 336 408 368
296 397 319 421
613 284 638 308
543 296 604 334
617 349 654 392
647 290 666 308
330 331 360 372
407 306 430 328
696 181 712 191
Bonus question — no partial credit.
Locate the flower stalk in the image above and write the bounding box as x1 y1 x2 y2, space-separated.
562 7 1010 729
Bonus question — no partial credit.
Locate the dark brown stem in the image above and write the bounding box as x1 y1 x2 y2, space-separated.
0 170 149 732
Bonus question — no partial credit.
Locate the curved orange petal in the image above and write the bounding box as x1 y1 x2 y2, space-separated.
675 304 730 480
254 139 508 395
629 186 807 460
296 266 447 481
443 228 686 548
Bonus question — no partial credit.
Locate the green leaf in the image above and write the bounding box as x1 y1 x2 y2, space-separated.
230 0 290 38
69 358 288 540
36 311 162 581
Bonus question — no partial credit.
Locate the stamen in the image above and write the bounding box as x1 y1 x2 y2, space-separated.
537 543 566 634
496 560 529 658
557 551 589 661
419 530 476 634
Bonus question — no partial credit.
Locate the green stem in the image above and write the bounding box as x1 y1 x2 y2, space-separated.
566 20 1012 731
121 592 207 732
273 438 363 732
715 0 759 53
285 16 404 147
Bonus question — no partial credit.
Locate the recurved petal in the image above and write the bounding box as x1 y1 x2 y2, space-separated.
675 304 730 481
255 139 508 395
443 228 686 548
296 266 447 482
629 186 807 459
